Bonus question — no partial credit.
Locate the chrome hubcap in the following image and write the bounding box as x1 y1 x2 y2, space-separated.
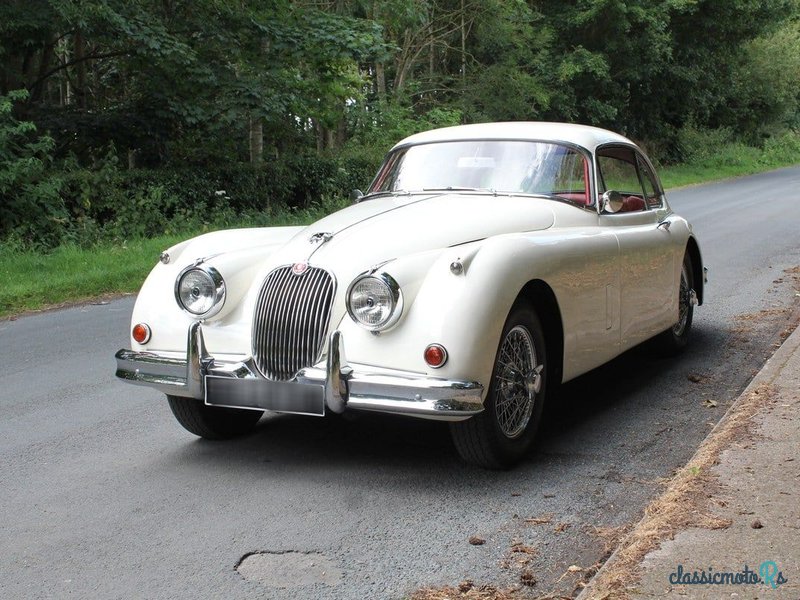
494 325 541 439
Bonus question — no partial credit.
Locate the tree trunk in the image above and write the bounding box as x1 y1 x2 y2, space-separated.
31 38 56 104
74 30 87 109
313 119 324 153
249 116 263 164
375 62 386 98
460 0 466 83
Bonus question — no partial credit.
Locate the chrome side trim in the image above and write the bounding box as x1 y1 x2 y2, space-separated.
116 326 485 419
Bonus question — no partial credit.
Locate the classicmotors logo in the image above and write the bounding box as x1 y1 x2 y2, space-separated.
669 562 788 589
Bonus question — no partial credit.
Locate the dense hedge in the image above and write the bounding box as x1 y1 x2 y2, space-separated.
2 152 381 249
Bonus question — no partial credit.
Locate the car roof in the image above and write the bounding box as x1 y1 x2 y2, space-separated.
392 122 635 153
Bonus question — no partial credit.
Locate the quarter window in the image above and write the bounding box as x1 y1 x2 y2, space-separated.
637 156 663 209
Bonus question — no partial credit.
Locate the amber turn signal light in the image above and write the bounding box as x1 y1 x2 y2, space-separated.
132 323 151 344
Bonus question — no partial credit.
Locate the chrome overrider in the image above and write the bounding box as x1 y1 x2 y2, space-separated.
115 323 485 419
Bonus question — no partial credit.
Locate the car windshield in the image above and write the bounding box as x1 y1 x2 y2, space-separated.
368 140 588 203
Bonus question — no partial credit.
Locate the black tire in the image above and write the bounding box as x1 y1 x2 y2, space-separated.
450 304 547 469
167 395 263 440
653 252 695 355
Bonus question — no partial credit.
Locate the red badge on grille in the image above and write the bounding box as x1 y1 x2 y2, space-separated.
292 262 309 275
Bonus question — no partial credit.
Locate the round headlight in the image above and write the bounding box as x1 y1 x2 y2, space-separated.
175 266 225 317
347 273 403 331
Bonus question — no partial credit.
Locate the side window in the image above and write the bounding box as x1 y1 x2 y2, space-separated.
597 146 646 213
636 155 663 209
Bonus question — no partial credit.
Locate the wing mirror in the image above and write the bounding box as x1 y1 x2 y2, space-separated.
351 189 364 203
601 190 623 214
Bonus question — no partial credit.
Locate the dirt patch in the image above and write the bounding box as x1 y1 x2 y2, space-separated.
577 384 777 600
584 524 633 558
409 582 573 600
408 582 522 600
731 266 800 338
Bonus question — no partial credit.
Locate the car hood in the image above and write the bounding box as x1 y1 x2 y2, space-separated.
271 193 556 268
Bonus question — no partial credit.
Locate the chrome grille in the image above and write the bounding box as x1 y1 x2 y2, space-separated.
252 266 335 381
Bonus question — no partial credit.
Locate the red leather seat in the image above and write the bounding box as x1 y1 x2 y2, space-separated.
620 195 645 212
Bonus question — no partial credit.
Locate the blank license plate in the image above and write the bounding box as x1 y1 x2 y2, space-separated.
205 376 325 416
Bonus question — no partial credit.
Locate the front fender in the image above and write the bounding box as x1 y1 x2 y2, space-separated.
128 226 304 354
338 228 620 391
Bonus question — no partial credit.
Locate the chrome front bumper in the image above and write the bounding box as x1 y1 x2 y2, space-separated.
115 323 484 420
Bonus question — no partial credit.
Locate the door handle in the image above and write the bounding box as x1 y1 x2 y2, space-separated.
657 220 671 231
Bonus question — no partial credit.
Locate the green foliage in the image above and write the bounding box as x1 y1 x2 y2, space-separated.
0 89 67 247
1 139 379 250
346 101 462 155
726 21 800 137
461 0 551 122
658 128 800 188
0 234 188 317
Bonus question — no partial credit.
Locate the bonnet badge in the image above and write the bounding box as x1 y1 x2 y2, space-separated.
292 262 309 275
309 231 334 245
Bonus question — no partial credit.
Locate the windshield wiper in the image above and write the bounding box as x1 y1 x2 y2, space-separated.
422 186 494 193
357 190 410 202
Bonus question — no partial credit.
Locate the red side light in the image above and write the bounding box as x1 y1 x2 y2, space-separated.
424 344 447 368
132 323 151 344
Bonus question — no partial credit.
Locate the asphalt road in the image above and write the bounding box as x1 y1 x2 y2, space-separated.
2 167 799 600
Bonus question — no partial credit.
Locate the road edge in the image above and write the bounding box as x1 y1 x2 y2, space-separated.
576 321 800 600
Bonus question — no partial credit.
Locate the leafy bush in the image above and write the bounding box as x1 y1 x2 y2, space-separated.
0 90 68 248
1 132 382 249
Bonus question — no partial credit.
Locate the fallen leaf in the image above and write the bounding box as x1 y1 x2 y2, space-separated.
704 399 718 408
688 373 703 383
525 515 553 526
458 580 474 593
520 569 537 587
751 520 764 529
568 565 583 573
554 522 571 533
510 542 537 555
469 536 486 546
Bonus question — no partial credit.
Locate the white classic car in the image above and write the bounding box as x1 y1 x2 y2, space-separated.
116 122 705 468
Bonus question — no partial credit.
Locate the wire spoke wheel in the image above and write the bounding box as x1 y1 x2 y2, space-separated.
672 261 690 337
653 251 696 356
449 305 548 469
494 325 541 439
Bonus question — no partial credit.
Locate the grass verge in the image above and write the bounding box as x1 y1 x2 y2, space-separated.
659 157 799 189
0 235 186 318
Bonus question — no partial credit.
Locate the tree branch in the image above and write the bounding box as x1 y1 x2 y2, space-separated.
27 50 130 95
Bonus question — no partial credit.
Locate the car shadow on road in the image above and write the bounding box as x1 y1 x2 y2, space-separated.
157 324 724 480
541 328 712 435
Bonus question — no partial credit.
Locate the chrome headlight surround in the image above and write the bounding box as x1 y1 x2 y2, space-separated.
174 264 226 318
346 271 403 332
